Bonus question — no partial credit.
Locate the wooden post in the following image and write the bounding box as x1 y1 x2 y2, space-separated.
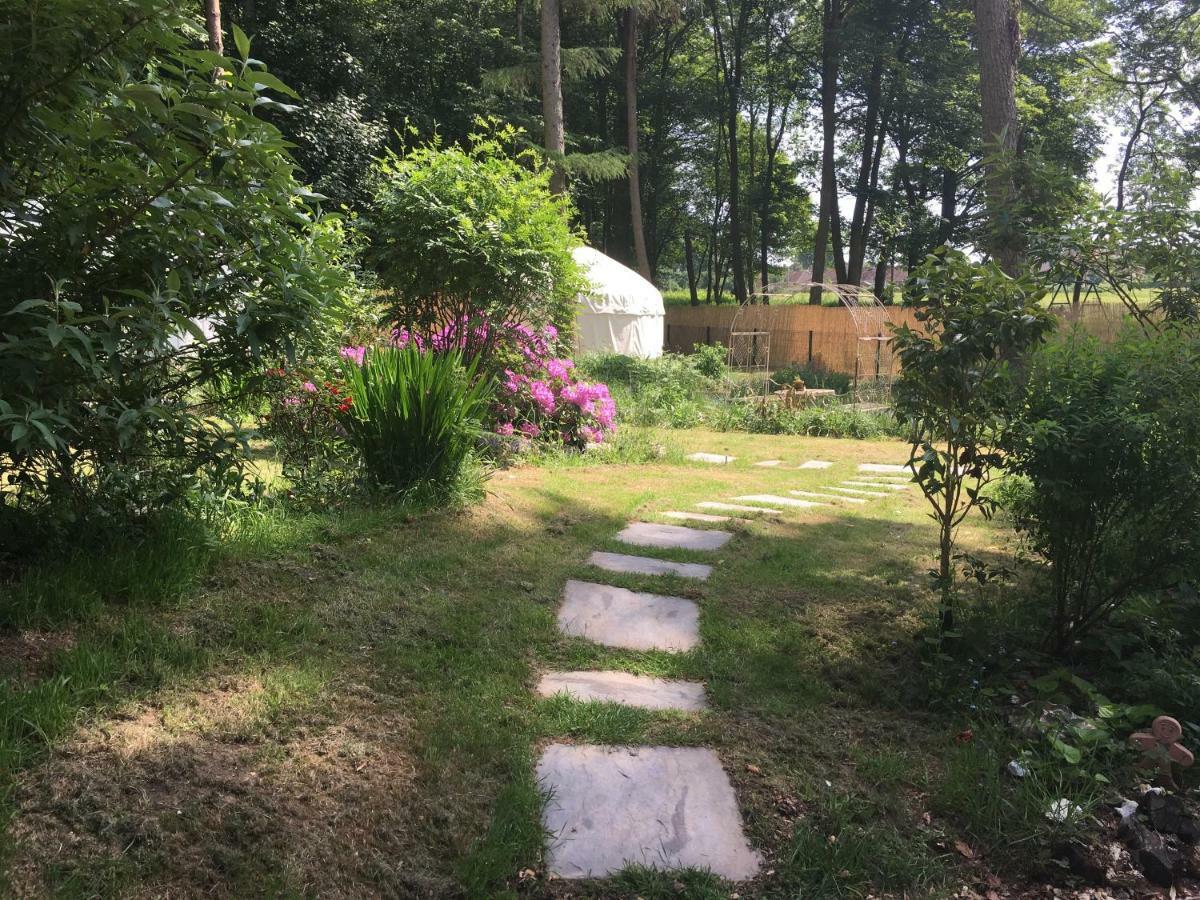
807 330 814 366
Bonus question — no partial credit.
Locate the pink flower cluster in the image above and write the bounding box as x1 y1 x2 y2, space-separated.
392 316 494 354
492 325 615 448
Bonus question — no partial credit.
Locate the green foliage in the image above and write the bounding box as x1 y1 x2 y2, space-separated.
258 369 356 503
575 352 723 429
339 347 493 495
365 125 583 350
771 363 852 394
892 249 1055 623
1005 326 1200 652
711 400 902 439
0 0 362 544
1032 203 1200 325
689 343 728 380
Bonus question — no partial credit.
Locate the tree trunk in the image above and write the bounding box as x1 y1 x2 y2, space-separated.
710 0 749 304
936 166 958 246
516 0 525 44
873 245 890 300
203 0 223 54
541 0 566 195
973 0 1022 274
624 6 652 279
810 0 843 303
685 232 699 305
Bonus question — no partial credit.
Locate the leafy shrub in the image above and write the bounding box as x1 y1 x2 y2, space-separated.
575 352 722 429
339 347 493 493
259 368 355 500
891 249 1055 627
690 343 728 379
1006 326 1200 653
710 400 902 439
365 124 583 353
0 3 362 537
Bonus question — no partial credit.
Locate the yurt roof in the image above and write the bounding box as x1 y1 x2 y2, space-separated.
572 246 664 317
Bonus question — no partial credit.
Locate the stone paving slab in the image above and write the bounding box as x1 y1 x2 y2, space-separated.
842 481 909 491
753 459 783 467
558 580 700 651
858 463 907 473
617 521 733 551
733 494 827 509
537 744 761 880
537 671 707 711
686 452 736 464
588 551 712 580
696 501 782 516
799 460 833 469
789 489 866 504
664 511 733 524
832 486 888 497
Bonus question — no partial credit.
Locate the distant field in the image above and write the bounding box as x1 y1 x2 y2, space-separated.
663 286 1159 309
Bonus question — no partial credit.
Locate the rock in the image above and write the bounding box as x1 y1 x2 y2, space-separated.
1114 799 1138 825
1007 760 1029 778
1139 844 1184 887
1186 843 1200 880
1057 841 1108 885
1142 791 1199 841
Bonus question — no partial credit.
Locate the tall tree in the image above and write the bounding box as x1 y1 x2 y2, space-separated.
973 0 1022 274
810 0 850 303
542 0 567 194
203 0 223 53
710 0 753 304
624 4 652 277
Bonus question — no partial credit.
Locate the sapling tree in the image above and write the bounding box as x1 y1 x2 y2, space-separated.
364 123 583 357
891 249 1054 629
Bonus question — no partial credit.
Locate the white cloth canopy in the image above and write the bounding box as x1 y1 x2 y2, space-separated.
572 246 664 359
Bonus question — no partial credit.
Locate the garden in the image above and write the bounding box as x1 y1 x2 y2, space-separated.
3 2 1200 898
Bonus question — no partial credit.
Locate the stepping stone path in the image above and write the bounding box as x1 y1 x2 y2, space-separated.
696 501 782 516
858 463 907 473
790 489 866 504
753 459 784 467
664 510 733 524
537 671 707 711
799 459 833 469
536 463 761 883
557 580 700 651
832 486 890 497
687 452 736 464
617 521 732 551
842 481 909 491
588 551 711 580
538 745 762 880
733 494 827 509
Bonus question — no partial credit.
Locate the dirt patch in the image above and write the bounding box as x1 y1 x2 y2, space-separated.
7 690 450 898
0 629 75 684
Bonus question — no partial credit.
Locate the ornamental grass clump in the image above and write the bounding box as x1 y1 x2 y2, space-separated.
339 346 493 493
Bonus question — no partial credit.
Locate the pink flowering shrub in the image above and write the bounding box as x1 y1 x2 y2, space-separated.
489 323 616 448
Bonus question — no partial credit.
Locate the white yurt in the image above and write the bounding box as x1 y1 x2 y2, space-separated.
572 246 664 359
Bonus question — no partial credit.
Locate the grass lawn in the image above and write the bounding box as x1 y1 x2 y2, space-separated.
2 429 1083 898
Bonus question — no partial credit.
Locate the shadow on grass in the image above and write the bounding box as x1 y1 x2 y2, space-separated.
1 470 1021 898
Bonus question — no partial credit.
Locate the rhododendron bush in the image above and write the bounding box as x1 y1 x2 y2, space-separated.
491 324 616 448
